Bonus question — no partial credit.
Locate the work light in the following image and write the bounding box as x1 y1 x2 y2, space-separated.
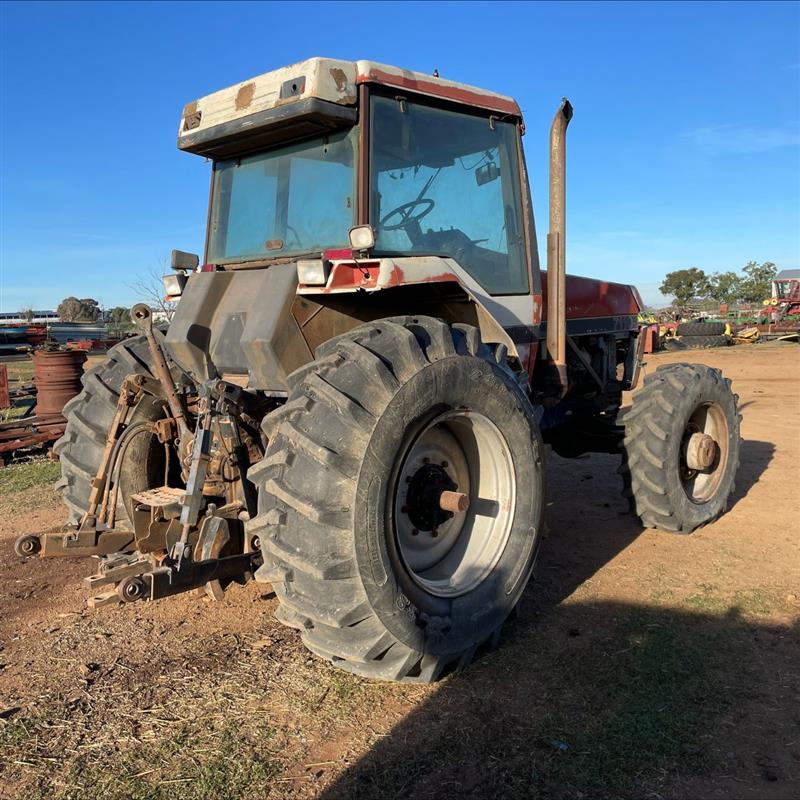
162 272 187 297
348 225 375 252
296 259 329 286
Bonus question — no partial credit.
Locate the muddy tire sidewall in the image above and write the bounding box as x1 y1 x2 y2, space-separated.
353 353 543 657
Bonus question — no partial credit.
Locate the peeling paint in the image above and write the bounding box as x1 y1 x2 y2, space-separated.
330 67 349 93
235 82 256 110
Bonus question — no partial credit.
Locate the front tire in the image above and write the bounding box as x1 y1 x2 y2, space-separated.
621 364 740 533
248 317 544 682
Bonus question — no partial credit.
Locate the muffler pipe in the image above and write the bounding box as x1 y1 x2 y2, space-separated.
546 98 573 394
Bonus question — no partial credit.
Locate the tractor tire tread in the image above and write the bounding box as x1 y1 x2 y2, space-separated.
249 316 528 682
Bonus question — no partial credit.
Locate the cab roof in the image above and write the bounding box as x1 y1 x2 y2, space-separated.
178 57 521 158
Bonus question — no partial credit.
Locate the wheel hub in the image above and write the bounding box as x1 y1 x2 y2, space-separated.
393 410 516 597
685 432 718 470
679 402 730 503
403 462 457 533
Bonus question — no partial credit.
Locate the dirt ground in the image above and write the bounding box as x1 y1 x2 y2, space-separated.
0 343 797 800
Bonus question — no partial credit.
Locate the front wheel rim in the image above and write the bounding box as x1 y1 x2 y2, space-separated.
679 401 729 503
393 410 516 597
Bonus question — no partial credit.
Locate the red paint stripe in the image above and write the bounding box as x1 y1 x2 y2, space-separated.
357 68 520 117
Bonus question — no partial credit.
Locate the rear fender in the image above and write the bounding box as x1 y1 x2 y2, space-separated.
298 255 521 361
164 257 528 393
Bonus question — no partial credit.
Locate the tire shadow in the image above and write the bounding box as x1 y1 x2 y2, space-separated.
727 439 775 511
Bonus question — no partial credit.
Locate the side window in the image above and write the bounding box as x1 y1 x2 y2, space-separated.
370 96 529 295
209 129 356 263
375 150 507 255
214 160 278 259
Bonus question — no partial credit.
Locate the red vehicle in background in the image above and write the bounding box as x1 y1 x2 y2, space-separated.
763 269 800 322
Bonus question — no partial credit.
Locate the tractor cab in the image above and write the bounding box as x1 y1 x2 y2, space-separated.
180 58 536 297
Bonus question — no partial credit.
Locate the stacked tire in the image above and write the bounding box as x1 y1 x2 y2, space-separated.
671 322 729 350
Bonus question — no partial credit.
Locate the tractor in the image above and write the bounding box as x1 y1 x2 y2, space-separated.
761 269 800 323
15 59 741 683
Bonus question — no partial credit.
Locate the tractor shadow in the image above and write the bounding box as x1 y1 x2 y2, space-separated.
318 445 790 800
319 601 798 800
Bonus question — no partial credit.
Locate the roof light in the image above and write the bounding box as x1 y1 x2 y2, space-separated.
296 259 329 286
348 225 375 252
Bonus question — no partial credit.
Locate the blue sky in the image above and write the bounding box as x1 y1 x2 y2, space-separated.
1 0 798 310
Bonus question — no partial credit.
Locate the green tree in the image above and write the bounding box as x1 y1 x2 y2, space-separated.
739 261 777 304
659 268 710 310
106 306 135 337
708 271 742 306
56 296 100 322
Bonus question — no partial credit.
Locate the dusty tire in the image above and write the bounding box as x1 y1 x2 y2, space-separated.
620 363 740 533
676 322 726 337
679 334 729 349
53 336 173 527
662 338 686 351
249 316 544 683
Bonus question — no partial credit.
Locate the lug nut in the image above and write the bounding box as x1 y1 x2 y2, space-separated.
422 457 430 464
431 528 438 537
441 460 448 468
411 528 419 536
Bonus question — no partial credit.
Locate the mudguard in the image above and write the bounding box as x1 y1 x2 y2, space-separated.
164 257 525 392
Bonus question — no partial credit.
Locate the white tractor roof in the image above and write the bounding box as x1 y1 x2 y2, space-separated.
178 57 521 156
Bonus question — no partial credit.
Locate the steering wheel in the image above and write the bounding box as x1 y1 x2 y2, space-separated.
380 198 435 231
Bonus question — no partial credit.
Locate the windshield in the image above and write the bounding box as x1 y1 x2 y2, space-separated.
775 281 790 298
208 128 357 264
370 96 528 295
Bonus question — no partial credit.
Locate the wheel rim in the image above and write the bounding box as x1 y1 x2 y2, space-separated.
393 410 516 597
679 402 729 503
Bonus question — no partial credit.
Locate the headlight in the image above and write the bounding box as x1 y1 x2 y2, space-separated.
296 259 329 286
162 272 187 297
348 224 375 251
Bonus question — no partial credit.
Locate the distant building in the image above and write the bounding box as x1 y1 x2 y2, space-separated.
0 309 59 324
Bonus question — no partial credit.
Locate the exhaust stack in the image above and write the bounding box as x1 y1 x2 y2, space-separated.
546 98 573 394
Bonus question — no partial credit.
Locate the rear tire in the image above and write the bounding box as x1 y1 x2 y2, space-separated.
620 364 740 533
53 336 174 527
248 317 544 682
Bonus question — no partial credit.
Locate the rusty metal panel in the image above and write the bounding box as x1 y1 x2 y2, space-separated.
0 364 9 410
355 61 521 117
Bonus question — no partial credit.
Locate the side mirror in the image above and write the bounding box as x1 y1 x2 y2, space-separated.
171 249 199 271
475 162 500 186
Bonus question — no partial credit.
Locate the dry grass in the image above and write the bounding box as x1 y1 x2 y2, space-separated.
0 460 61 496
1 344 798 799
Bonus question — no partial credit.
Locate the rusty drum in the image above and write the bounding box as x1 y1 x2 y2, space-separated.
33 350 87 417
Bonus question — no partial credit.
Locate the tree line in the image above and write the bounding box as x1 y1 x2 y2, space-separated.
659 261 777 310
